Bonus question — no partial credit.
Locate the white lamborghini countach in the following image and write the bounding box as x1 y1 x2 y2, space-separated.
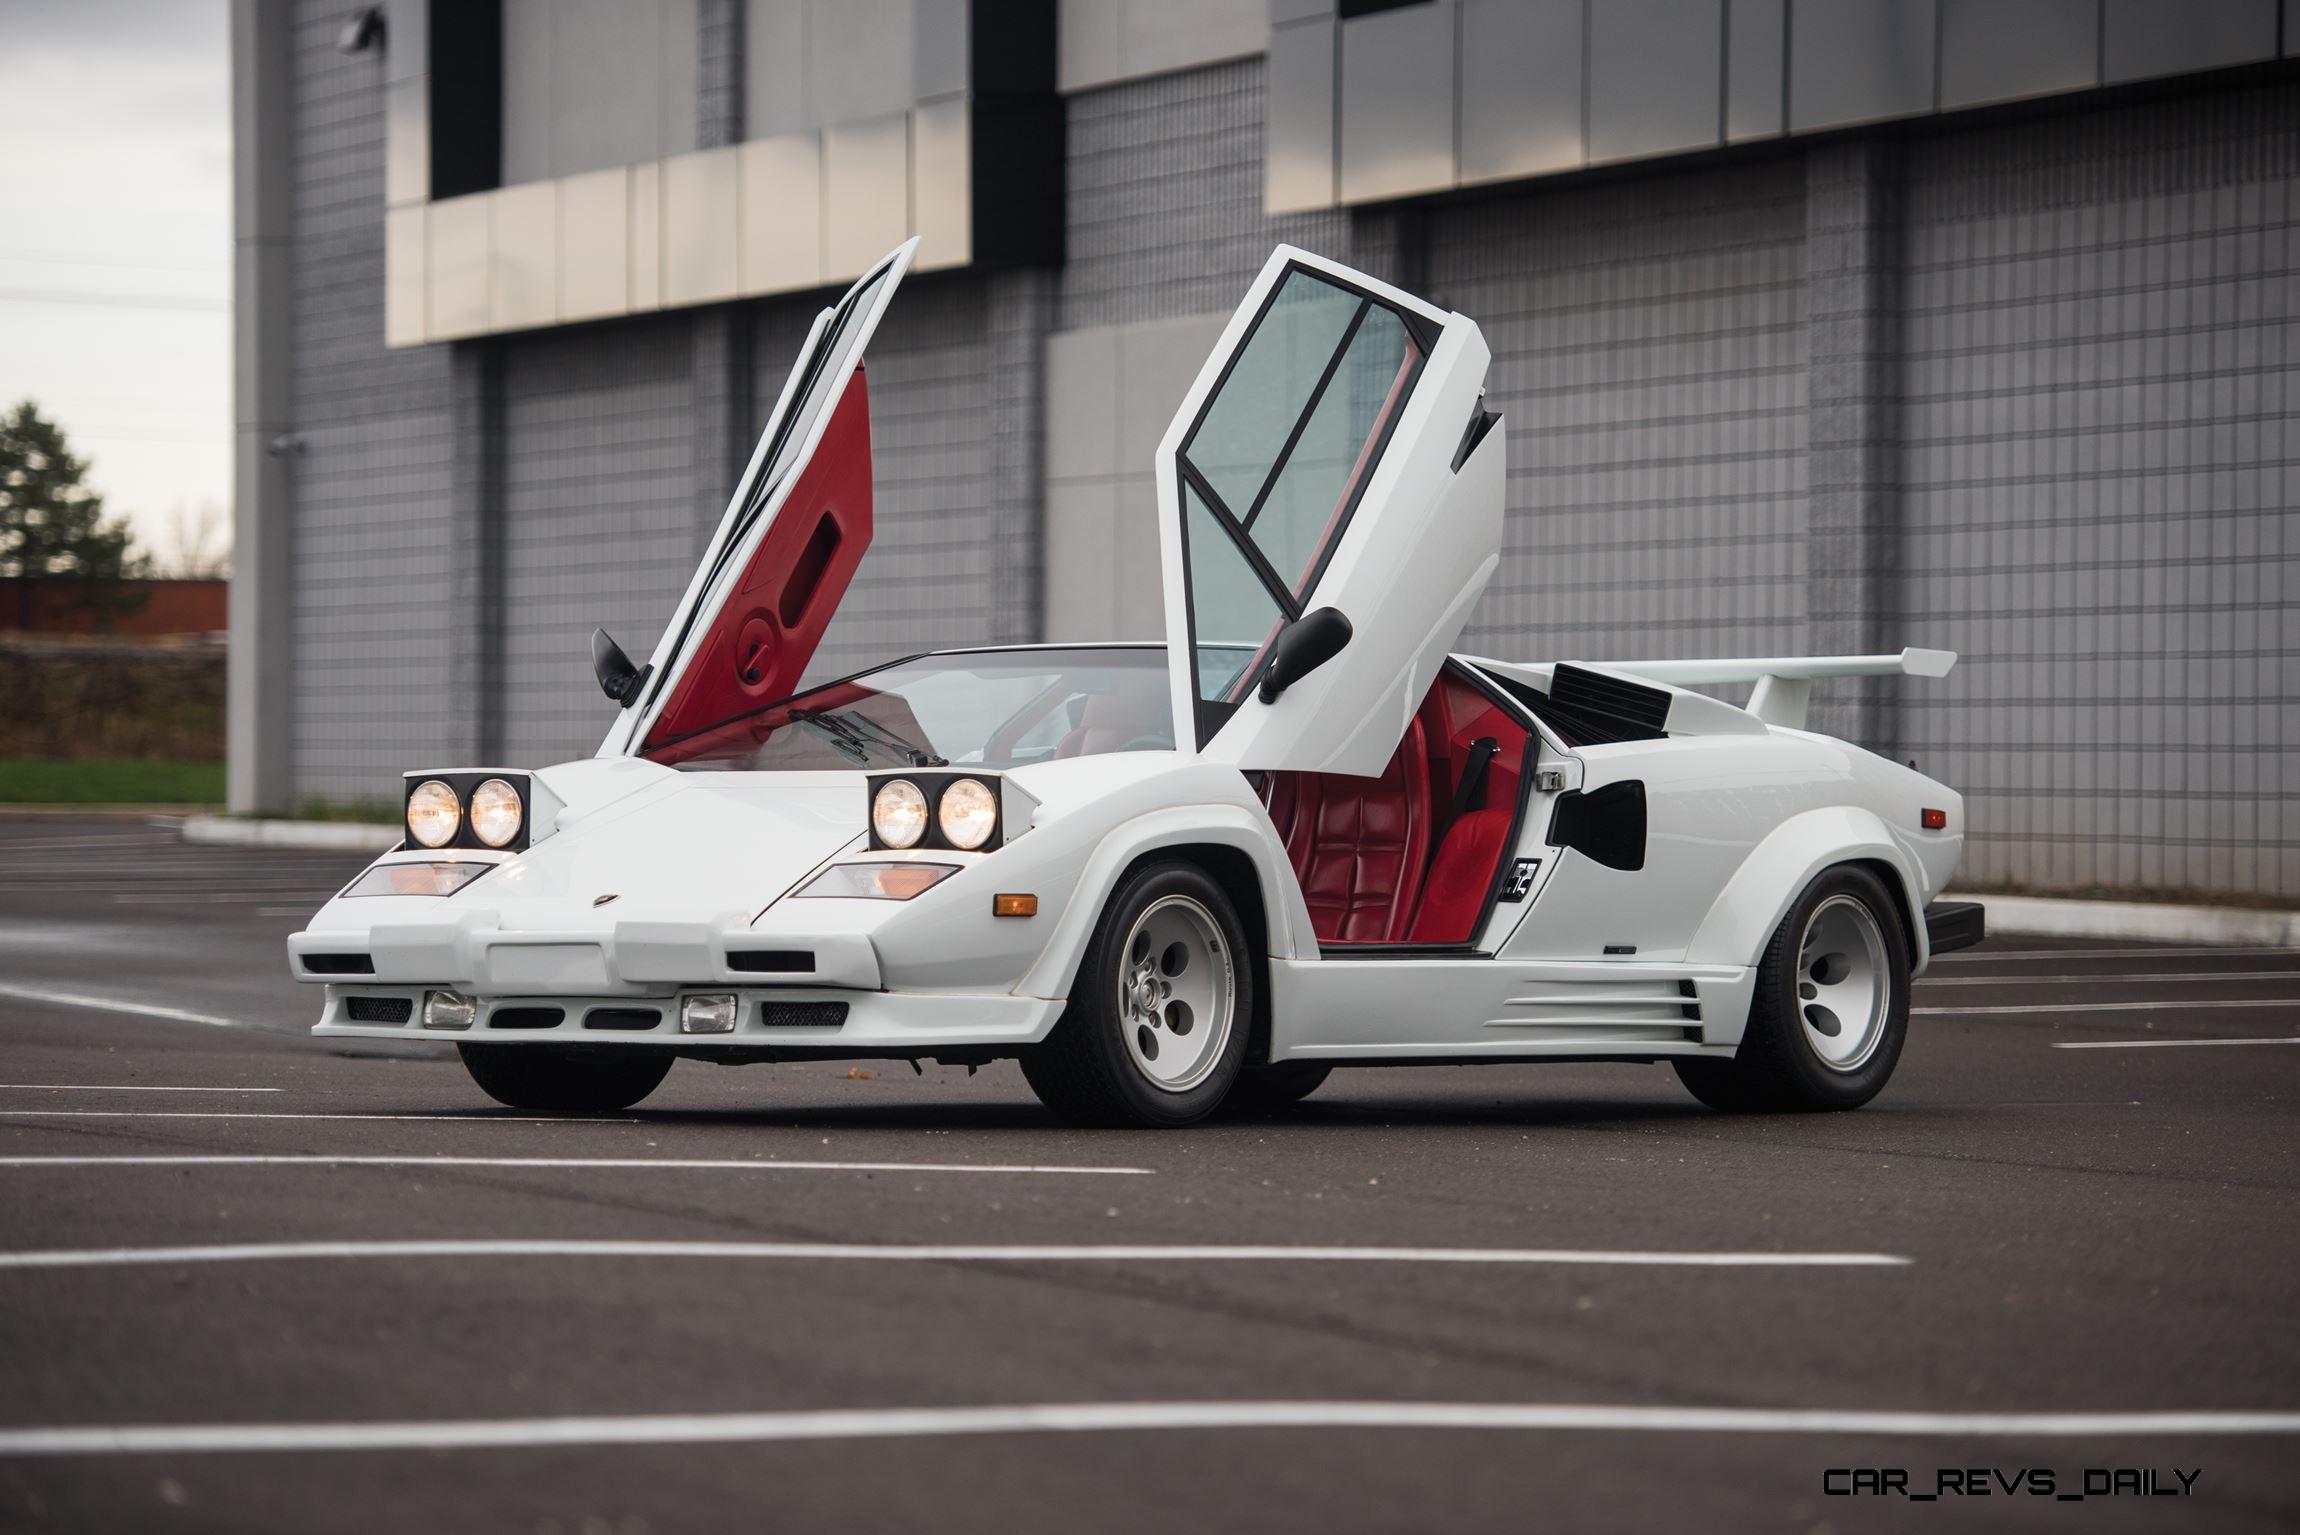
290 239 1982 1127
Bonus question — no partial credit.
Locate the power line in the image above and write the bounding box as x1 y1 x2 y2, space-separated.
0 247 228 273
0 288 229 313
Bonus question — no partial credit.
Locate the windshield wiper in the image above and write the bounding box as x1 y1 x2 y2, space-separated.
789 709 876 765
788 709 947 768
841 712 947 767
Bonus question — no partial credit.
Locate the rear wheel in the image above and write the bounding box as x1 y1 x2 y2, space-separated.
459 1043 672 1112
1673 866 1909 1113
1021 862 1252 1128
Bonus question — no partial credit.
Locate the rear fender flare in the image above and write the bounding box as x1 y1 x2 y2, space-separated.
1685 806 1930 975
1014 805 1312 1001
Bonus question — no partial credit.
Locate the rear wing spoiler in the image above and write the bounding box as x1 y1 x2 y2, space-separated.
1604 648 1956 730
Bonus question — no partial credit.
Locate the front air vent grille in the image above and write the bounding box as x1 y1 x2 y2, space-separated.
303 952 376 975
345 996 411 1025
760 1002 848 1029
1678 979 1701 1022
490 1007 565 1030
583 1007 662 1032
727 950 816 974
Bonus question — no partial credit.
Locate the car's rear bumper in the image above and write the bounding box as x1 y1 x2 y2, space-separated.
1923 900 1985 956
311 985 1062 1056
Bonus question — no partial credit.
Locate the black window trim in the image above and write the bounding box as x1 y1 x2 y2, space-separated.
1172 259 1441 749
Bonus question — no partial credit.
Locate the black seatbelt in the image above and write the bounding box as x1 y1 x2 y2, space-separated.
1441 737 1499 841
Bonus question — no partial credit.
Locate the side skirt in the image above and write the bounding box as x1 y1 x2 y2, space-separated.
1268 956 1756 1061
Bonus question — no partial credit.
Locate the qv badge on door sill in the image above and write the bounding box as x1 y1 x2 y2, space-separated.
1501 858 1540 901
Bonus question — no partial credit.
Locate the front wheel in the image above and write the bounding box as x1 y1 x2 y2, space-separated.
459 1043 672 1112
1673 865 1910 1112
1021 862 1253 1128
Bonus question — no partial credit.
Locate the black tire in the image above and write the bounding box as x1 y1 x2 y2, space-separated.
1021 861 1254 1128
458 1043 673 1111
1673 865 1911 1113
1224 1060 1332 1111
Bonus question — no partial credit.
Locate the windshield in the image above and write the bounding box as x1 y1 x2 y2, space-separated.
646 647 1176 771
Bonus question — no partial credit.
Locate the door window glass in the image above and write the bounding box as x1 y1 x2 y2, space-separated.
1173 264 1427 736
1184 482 1283 704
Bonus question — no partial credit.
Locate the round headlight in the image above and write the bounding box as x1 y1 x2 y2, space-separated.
406 779 461 848
872 779 928 849
469 778 524 847
938 777 998 850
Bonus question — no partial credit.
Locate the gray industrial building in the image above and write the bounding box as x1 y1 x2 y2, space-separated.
231 0 2299 901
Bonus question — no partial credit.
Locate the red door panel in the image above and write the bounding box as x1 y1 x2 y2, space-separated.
642 369 874 752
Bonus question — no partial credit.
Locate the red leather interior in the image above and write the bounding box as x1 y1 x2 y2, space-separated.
1262 717 1431 943
1407 808 1514 943
1263 667 1531 946
643 367 874 753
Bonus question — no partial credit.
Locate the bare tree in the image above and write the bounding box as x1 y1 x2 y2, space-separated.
156 497 232 579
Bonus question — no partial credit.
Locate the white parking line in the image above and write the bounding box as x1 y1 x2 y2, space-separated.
0 1111 629 1124
0 1240 1910 1271
0 1400 2292 1456
1934 946 2300 963
2053 1037 2300 1051
0 984 236 1028
1921 971 2300 986
0 1085 282 1094
0 1155 1153 1176
1916 999 2300 1016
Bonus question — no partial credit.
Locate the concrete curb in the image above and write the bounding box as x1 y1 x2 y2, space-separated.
1949 892 2300 947
181 816 398 853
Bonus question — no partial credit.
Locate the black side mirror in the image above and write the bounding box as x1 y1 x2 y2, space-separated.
591 628 651 709
1258 607 1353 704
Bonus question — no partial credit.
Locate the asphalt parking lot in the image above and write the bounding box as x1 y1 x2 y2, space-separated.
0 815 2294 1532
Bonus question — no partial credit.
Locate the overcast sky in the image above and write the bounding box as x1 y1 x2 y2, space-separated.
0 0 231 570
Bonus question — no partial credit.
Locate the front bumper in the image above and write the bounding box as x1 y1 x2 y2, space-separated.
289 919 883 993
312 984 1061 1055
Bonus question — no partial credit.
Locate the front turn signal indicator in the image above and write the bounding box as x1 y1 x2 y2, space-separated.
993 893 1038 918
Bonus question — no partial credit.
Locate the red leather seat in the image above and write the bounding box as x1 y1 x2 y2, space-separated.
1406 807 1513 944
1261 718 1431 944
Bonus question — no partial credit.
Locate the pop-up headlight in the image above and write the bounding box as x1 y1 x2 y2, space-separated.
864 772 1005 852
402 770 537 852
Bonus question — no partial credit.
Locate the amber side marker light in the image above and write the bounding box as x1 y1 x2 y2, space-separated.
1921 808 1949 830
993 893 1039 918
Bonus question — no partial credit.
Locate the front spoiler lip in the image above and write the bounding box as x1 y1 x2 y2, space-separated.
313 985 1061 1050
288 919 882 993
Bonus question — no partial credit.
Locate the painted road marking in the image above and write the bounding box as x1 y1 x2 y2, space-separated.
0 1401 2293 1456
1921 971 2300 986
2052 1037 2300 1051
0 1155 1152 1176
0 984 236 1029
0 1085 282 1094
1915 999 2300 1016
0 1112 628 1124
0 1240 1911 1272
1933 945 2300 963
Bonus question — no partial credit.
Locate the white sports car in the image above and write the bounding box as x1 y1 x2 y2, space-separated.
290 240 1981 1127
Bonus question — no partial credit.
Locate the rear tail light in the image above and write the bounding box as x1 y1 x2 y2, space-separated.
1921 808 1948 830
